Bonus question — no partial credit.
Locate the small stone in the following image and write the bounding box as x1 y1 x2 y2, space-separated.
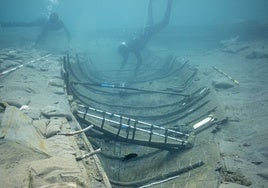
242 143 251 147
40 67 48 72
4 100 24 108
213 81 234 89
251 161 263 165
25 87 34 93
53 90 65 95
211 125 221 133
225 138 235 142
48 79 64 88
67 95 74 102
41 106 72 121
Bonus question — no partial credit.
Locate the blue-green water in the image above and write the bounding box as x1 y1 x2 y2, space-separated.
1 0 268 51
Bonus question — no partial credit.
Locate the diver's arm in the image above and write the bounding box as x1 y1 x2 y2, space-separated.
63 25 71 43
59 21 71 43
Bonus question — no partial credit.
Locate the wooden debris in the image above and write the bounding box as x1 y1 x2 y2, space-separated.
57 125 93 136
76 148 101 161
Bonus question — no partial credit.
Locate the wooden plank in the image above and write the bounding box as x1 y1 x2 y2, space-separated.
77 113 186 150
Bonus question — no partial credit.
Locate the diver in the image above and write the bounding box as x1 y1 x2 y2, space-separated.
0 12 70 45
35 12 70 45
118 0 173 74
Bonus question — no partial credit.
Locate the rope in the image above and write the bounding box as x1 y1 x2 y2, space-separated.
0 54 51 77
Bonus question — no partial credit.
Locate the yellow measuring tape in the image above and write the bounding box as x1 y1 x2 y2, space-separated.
213 66 239 85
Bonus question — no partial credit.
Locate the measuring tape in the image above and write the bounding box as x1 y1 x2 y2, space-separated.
0 54 51 77
213 66 239 85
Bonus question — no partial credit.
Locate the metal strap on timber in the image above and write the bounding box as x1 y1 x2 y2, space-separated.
76 104 192 150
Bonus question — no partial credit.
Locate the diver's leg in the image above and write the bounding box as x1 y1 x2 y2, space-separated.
134 51 142 75
150 0 173 34
146 0 153 26
142 0 154 36
120 53 129 70
163 0 173 24
142 0 154 38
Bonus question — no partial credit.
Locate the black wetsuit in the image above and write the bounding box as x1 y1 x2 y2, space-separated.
35 15 70 44
119 0 173 72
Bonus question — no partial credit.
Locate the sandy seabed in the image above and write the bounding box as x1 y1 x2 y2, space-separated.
0 35 267 188
185 38 268 188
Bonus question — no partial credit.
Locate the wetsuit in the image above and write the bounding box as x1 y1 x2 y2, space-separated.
36 13 70 44
118 0 173 73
